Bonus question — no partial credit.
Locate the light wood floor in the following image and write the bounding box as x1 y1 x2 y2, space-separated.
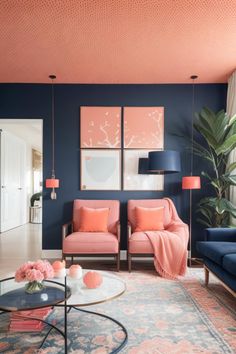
0 223 155 277
0 223 42 278
0 224 202 279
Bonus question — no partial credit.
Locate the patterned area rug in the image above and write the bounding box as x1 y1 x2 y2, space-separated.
0 269 235 353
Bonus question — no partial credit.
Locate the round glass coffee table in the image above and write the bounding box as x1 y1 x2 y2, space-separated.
0 270 127 353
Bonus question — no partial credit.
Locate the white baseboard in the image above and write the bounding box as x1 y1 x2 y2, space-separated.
120 250 126 260
41 250 62 259
42 250 127 260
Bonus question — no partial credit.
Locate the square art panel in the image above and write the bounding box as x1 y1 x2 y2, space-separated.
124 107 164 148
81 149 121 190
123 150 164 191
80 106 121 148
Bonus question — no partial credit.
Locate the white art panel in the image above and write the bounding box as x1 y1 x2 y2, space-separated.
81 150 121 190
123 150 164 191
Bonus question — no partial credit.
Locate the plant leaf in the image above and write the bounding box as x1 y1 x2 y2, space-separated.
215 134 236 155
229 114 236 126
216 198 236 214
221 174 236 186
196 218 212 227
196 208 212 224
194 122 218 149
201 171 212 181
227 162 236 173
211 180 221 190
213 110 228 143
192 140 213 162
225 122 236 140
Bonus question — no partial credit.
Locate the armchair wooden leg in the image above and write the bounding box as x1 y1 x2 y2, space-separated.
116 253 120 272
204 267 209 286
128 254 132 272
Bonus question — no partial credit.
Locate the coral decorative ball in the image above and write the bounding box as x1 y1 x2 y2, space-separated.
52 260 66 278
52 260 65 271
83 271 103 289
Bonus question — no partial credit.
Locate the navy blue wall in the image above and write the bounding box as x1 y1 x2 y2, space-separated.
0 83 227 255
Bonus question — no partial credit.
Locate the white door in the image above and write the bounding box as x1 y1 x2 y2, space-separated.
0 131 27 232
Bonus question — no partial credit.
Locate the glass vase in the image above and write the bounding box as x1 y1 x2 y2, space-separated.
25 281 45 294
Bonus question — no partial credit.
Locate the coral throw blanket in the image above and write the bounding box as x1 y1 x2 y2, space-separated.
145 198 189 279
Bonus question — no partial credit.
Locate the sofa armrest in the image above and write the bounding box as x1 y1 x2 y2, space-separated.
62 221 73 240
205 228 236 242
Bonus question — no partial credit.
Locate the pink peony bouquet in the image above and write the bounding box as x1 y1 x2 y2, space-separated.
15 260 54 283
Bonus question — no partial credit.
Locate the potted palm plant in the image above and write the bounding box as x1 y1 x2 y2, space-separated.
193 107 236 227
30 192 42 207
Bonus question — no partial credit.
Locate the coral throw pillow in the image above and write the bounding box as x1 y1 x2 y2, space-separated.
79 207 109 232
134 206 164 232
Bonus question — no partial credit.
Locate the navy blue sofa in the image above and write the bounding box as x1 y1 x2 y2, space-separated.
196 228 236 296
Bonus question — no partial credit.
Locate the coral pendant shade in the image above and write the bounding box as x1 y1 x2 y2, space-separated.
182 176 201 190
46 178 59 188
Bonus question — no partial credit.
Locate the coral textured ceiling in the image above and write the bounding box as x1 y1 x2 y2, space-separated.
0 0 236 83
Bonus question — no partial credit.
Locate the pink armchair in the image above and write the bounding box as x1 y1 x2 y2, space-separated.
62 200 120 271
127 199 188 272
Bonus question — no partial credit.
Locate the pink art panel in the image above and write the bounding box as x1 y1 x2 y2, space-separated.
80 106 121 148
124 107 164 148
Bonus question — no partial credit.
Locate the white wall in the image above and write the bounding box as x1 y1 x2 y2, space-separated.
0 121 42 152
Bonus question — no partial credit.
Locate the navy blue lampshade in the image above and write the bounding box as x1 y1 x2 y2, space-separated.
148 150 181 174
138 158 157 174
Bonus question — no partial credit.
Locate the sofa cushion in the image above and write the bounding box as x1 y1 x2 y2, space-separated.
63 232 118 254
197 241 236 266
73 200 119 234
128 199 172 232
222 254 236 277
129 232 154 254
134 206 164 232
79 207 109 232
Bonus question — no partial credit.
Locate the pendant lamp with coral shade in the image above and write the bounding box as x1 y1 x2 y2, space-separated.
46 75 59 200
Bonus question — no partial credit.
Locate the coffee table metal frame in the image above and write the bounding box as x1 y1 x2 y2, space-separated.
0 274 128 353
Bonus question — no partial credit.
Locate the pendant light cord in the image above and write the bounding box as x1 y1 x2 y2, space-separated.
51 78 55 178
190 75 198 176
49 75 56 179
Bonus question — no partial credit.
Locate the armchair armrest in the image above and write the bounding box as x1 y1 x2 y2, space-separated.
166 221 188 233
62 221 73 240
127 222 132 254
127 222 132 238
205 228 236 242
116 221 121 243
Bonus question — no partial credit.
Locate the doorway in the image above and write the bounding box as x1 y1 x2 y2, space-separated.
0 119 43 234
